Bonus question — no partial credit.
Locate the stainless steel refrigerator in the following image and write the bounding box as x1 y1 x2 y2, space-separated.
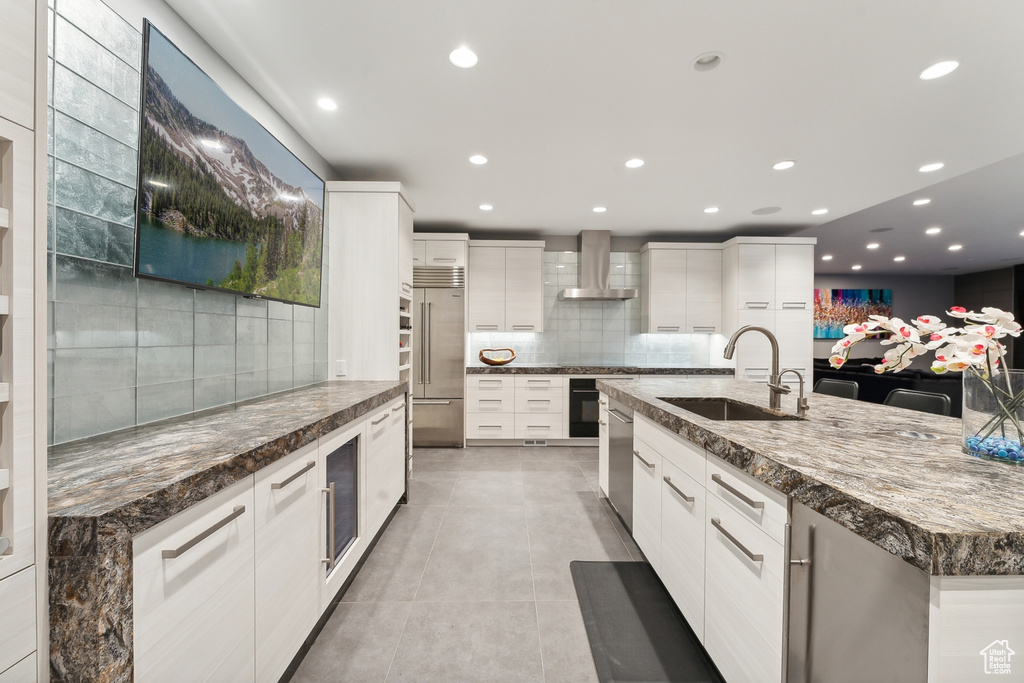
412 286 465 447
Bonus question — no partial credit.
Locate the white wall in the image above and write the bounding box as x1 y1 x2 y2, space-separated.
813 273 955 361
101 0 334 182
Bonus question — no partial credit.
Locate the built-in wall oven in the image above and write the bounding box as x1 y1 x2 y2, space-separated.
569 378 600 437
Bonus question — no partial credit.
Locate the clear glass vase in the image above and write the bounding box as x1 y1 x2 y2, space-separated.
962 368 1024 464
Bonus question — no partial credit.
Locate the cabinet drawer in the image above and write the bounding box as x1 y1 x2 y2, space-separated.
134 476 256 683
513 375 564 391
634 413 705 485
0 567 35 674
514 413 564 439
706 456 788 545
660 460 705 642
254 443 320 683
466 394 514 413
632 437 662 571
467 376 515 395
425 240 466 267
704 494 785 683
467 412 516 439
514 391 564 414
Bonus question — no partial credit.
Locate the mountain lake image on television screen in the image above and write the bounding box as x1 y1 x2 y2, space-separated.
136 23 325 307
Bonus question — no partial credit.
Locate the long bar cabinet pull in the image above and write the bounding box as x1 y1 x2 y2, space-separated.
711 473 765 510
162 505 245 559
711 517 764 563
271 461 315 490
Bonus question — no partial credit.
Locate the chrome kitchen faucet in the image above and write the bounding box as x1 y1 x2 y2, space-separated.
723 325 791 411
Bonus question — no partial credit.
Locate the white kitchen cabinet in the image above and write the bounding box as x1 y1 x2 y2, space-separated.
660 460 706 643
775 244 814 310
134 477 256 683
685 249 723 333
505 246 544 331
0 653 35 683
387 398 408 504
468 246 506 331
412 239 426 266
514 375 564 438
736 243 777 310
706 456 789 545
631 436 662 571
598 394 609 496
468 241 545 332
776 308 814 378
254 442 320 683
634 413 705 485
466 412 516 439
424 240 467 267
704 494 786 683
365 399 402 536
642 248 687 333
0 567 36 674
327 182 415 379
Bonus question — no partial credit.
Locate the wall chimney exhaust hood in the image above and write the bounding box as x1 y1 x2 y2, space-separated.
558 230 638 300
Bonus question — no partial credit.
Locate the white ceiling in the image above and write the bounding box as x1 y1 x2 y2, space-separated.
164 0 1024 272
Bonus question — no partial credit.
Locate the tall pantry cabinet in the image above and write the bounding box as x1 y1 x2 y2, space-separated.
0 0 46 679
722 237 815 382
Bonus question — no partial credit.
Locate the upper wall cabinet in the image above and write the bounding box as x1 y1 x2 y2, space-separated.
641 244 722 333
414 239 466 268
467 241 544 333
326 181 414 380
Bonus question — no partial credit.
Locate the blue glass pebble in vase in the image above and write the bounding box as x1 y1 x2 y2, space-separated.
962 369 1024 465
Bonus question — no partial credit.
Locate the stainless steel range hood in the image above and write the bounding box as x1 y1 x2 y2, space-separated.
558 230 638 300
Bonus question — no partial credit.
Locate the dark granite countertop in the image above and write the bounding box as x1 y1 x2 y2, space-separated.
48 380 406 529
467 365 734 375
597 377 1024 576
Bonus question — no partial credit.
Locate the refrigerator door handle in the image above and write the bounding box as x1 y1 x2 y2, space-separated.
425 301 431 384
418 301 425 385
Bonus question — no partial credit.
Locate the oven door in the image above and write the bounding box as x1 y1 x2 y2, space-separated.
569 378 599 437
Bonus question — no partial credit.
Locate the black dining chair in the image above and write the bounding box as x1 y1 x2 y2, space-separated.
883 388 952 416
813 378 860 400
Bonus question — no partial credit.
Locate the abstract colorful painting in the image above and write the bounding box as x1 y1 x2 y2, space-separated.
813 289 893 339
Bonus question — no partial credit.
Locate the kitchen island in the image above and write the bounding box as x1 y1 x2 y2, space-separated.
48 380 407 682
597 376 1024 682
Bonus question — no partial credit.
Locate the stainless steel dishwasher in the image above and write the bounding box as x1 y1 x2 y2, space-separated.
606 397 635 532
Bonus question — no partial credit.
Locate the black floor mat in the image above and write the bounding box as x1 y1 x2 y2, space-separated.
570 561 724 683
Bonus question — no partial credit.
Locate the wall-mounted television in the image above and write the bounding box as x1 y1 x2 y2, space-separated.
135 21 325 307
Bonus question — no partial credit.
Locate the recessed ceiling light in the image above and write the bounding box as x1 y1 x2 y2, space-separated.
919 60 959 80
913 198 931 206
469 154 487 165
821 255 833 261
317 97 337 111
893 256 906 262
449 46 478 68
479 204 493 211
625 158 644 169
200 139 222 149
919 162 944 173
772 160 796 171
811 208 828 216
866 243 880 249
1020 230 1024 237
948 244 962 251
593 206 607 213
691 52 723 71
704 207 719 213
925 226 942 235
852 265 862 270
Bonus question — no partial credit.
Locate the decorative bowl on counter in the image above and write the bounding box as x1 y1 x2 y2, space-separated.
479 348 516 366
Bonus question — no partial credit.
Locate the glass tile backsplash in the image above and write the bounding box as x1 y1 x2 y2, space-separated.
468 251 730 368
46 0 328 444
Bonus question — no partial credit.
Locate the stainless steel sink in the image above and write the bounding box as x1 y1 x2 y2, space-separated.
656 397 802 421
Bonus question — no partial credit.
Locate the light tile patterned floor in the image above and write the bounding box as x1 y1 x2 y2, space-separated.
290 445 642 682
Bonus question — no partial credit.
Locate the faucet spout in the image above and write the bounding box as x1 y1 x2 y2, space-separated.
723 325 786 410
